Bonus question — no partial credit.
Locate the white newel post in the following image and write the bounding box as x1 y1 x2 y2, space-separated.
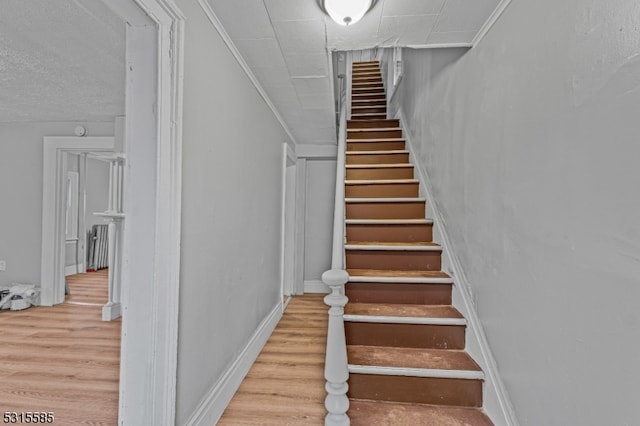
323 268 350 426
95 154 125 321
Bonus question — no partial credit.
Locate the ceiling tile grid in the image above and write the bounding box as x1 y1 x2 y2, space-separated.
205 0 506 144
381 0 447 16
208 0 276 40
0 0 506 134
434 0 502 33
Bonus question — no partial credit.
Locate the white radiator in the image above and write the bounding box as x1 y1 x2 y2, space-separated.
87 224 109 271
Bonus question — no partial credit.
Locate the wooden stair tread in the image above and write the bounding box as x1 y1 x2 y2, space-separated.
345 303 463 319
349 399 494 426
347 138 404 143
348 119 397 123
346 241 438 247
348 127 401 131
348 345 481 371
351 96 384 99
350 99 385 102
346 163 413 169
351 115 387 119
345 197 425 203
346 219 432 224
345 179 417 184
348 269 450 278
346 150 408 154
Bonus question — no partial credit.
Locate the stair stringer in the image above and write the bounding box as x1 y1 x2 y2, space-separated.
396 107 519 426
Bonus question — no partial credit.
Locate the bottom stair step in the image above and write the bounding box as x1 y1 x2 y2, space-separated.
348 374 483 407
346 282 452 305
347 345 481 374
349 399 494 426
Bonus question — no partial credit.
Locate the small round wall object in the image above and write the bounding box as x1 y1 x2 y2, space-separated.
75 125 87 137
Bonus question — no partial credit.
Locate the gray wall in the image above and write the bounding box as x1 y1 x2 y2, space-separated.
65 154 80 269
85 157 110 227
175 0 291 422
0 122 114 287
392 1 640 424
63 155 109 270
303 159 336 285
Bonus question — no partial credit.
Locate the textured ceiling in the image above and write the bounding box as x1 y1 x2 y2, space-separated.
209 0 503 145
0 0 125 123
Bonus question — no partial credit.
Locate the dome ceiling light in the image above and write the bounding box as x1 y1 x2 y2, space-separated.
322 0 374 26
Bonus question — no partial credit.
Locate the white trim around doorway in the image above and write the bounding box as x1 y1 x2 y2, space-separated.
101 0 184 424
41 136 115 307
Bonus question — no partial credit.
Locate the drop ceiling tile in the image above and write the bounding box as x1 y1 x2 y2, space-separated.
378 15 439 46
382 0 446 16
291 109 336 128
284 53 329 77
435 0 501 32
233 38 287 69
297 92 333 110
426 31 476 45
264 85 302 109
291 77 332 96
208 0 275 39
252 66 292 87
264 0 324 21
272 20 326 54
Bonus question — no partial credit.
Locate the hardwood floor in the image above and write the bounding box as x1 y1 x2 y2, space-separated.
219 295 328 425
0 269 120 425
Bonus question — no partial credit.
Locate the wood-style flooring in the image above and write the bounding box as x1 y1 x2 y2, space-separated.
0 269 120 425
219 295 328 425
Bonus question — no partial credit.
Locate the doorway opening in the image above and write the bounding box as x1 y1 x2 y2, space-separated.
37 0 184 423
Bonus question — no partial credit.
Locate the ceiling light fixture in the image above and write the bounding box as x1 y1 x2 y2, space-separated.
323 0 373 26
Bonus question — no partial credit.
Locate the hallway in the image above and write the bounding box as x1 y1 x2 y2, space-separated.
219 295 327 425
0 270 120 425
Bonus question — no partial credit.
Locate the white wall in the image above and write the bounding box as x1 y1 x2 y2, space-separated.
303 159 336 288
392 1 640 425
174 0 292 422
65 155 80 269
0 122 114 286
85 157 110 227
63 155 109 270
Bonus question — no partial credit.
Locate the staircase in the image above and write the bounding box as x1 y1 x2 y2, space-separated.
343 61 494 425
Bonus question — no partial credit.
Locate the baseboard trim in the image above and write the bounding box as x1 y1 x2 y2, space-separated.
397 108 518 426
304 279 330 294
64 263 84 276
185 301 282 425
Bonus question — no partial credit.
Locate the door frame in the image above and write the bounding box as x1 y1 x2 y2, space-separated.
99 0 185 424
41 137 115 306
280 143 297 299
